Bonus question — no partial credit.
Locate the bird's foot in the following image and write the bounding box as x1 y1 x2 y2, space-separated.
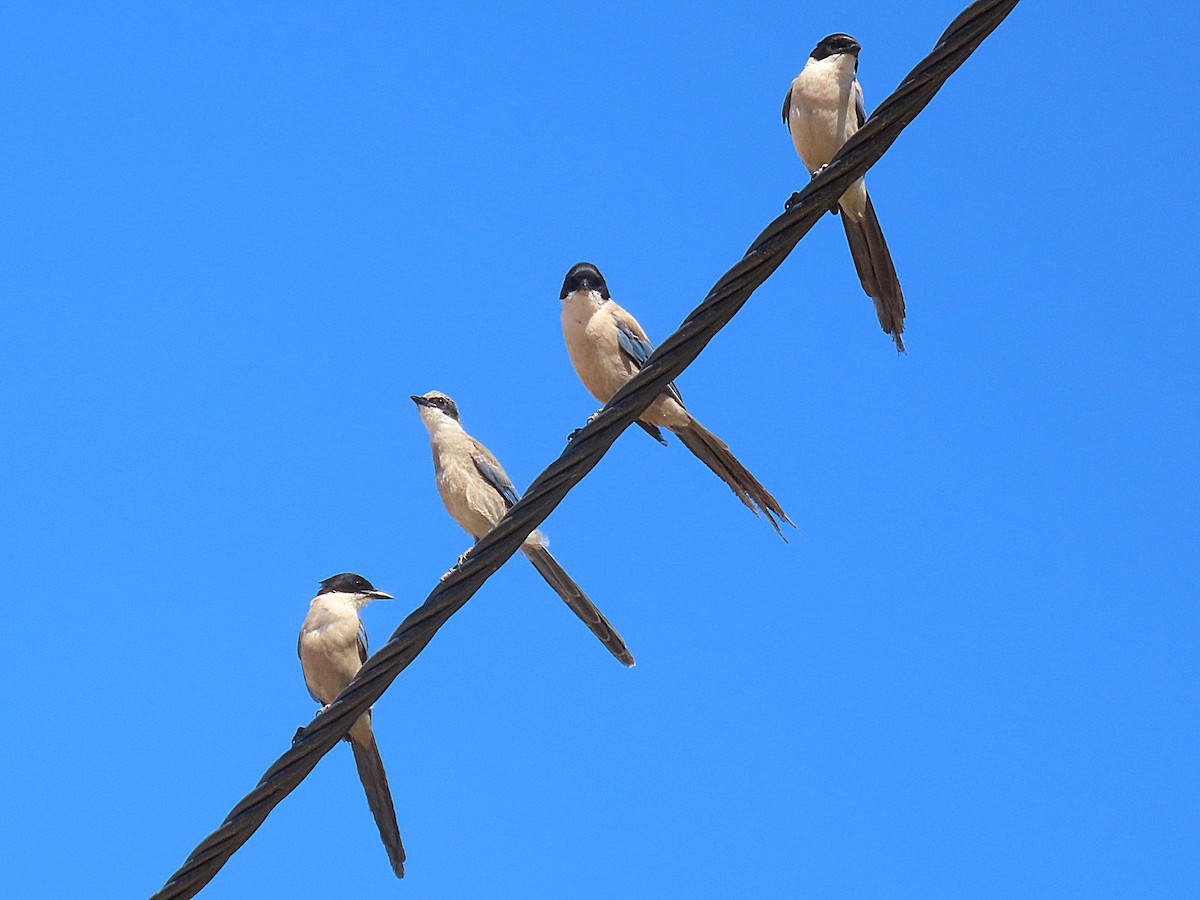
566 411 602 444
440 552 471 581
784 190 839 216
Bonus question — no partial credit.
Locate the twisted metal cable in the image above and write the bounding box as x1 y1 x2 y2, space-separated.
150 2 1019 896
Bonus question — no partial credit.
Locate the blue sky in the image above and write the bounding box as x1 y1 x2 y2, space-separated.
2 2 1198 897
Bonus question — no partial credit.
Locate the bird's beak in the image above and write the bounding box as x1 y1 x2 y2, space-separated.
366 589 394 601
410 395 430 407
560 279 591 301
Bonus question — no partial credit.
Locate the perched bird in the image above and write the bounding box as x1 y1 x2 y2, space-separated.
783 32 907 352
298 573 406 878
411 391 635 667
559 262 792 536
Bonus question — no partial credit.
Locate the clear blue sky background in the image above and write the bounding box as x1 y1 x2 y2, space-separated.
2 2 1197 897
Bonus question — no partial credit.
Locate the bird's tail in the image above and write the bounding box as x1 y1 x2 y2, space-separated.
523 544 635 667
350 724 406 878
841 192 906 353
672 419 793 538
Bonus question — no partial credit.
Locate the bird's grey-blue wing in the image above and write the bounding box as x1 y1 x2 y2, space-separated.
614 319 685 408
472 451 520 509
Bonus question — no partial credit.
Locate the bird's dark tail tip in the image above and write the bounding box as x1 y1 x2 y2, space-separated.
351 733 407 879
672 420 794 539
524 545 636 666
844 194 906 352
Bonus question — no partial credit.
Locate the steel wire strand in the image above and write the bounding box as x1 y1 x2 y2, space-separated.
150 2 1018 896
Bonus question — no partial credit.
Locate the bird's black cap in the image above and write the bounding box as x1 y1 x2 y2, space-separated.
811 33 861 60
560 262 610 300
318 572 389 597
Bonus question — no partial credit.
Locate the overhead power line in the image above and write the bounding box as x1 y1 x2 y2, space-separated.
150 2 1020 896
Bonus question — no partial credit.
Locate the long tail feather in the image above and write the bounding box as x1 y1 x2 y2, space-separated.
672 419 793 539
524 545 635 667
351 726 406 878
842 193 906 353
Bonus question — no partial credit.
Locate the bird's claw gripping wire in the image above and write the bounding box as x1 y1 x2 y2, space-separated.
785 163 840 215
440 550 473 582
567 411 603 444
292 705 333 744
